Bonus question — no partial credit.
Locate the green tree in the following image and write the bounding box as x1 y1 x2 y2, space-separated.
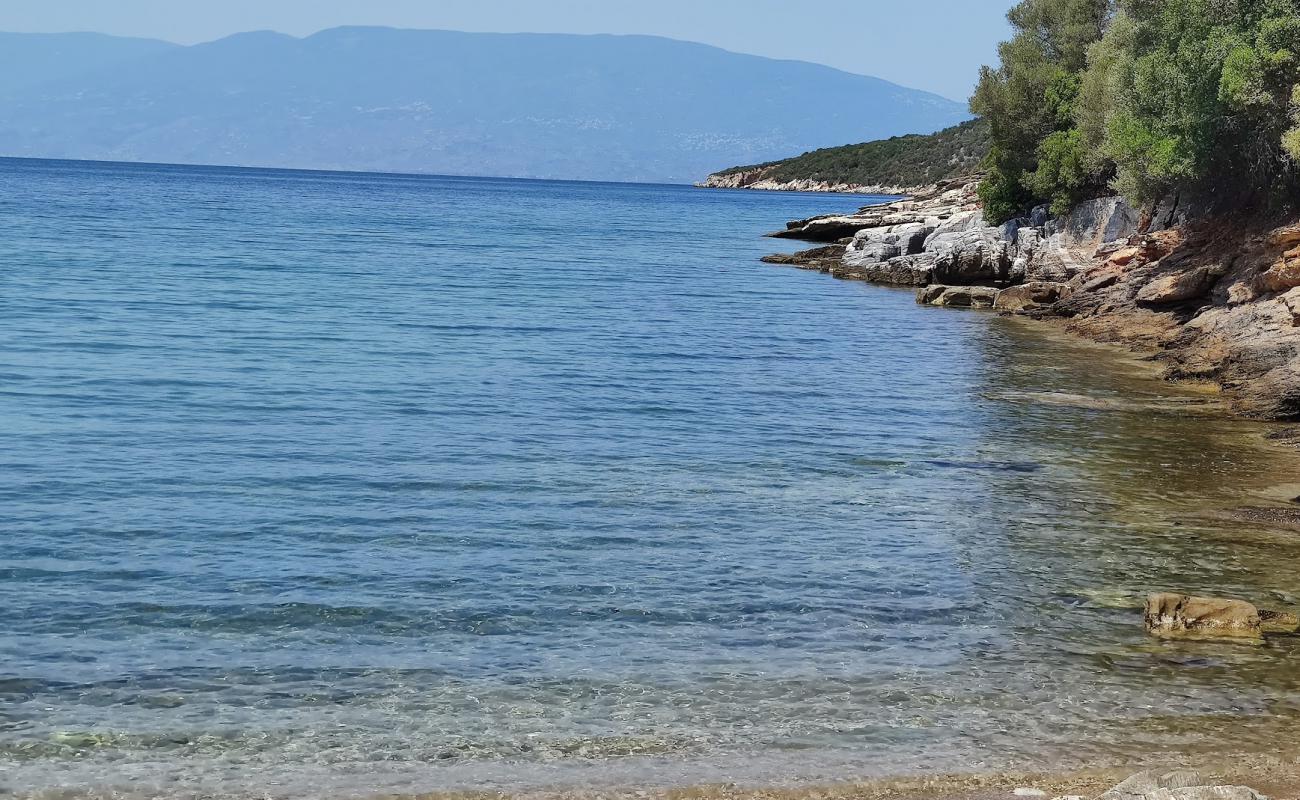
971 0 1113 222
1285 84 1300 161
974 0 1300 220
1100 0 1300 204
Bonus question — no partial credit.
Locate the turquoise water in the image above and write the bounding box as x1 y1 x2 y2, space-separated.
4 159 1300 799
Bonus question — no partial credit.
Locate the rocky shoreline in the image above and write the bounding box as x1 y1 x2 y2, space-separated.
762 180 1300 422
697 169 935 196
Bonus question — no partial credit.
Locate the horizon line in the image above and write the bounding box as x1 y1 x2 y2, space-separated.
0 154 904 198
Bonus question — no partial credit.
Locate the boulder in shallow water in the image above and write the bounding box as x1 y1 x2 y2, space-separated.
995 282 1066 315
1260 608 1300 634
1144 593 1262 640
1218 505 1300 531
916 285 1000 309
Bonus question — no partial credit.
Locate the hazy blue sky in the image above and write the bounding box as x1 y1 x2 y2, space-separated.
0 1 1012 101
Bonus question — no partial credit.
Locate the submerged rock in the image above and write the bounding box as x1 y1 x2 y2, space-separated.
1219 505 1300 531
1144 593 1263 641
1260 608 1300 634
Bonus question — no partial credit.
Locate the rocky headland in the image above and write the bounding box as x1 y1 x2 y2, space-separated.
761 180 1300 422
699 118 990 196
696 168 919 196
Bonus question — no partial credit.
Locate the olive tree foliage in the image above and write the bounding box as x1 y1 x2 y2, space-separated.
971 0 1113 221
1104 0 1300 204
1286 83 1300 160
972 0 1300 223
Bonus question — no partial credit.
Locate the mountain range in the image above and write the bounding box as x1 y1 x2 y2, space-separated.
0 27 970 183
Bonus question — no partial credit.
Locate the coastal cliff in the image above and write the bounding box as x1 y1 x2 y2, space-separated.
765 183 1300 422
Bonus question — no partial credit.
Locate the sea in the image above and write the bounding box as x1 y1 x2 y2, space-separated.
3 158 1300 799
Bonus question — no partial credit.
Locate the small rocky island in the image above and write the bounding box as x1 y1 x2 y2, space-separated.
761 179 1300 422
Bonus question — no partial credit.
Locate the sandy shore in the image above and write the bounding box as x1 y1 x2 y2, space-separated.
383 756 1300 800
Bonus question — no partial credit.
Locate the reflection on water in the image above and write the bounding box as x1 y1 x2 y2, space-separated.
2 160 1300 799
959 315 1300 757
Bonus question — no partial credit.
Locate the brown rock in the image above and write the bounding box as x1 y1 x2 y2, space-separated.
1281 288 1300 326
1136 266 1217 306
1144 593 1263 640
1229 361 1300 420
1220 505 1300 530
1261 248 1300 293
1106 246 1144 267
1260 609 1300 634
1079 270 1122 293
1268 225 1300 249
916 285 1000 309
994 282 1066 314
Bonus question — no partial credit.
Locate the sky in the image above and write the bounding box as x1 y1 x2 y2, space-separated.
0 1 1013 102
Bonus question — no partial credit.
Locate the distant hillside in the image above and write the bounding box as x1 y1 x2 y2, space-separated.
0 27 971 183
703 117 989 192
0 32 178 95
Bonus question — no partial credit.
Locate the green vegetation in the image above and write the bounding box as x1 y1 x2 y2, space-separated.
714 117 989 189
974 0 1300 223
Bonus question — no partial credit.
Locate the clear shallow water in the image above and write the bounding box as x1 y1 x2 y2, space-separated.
3 159 1300 799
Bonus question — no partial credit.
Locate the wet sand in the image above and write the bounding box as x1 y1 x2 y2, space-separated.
388 755 1300 800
